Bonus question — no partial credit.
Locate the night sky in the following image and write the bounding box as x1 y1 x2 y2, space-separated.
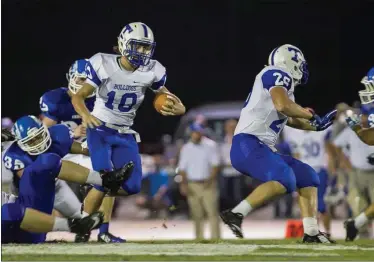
2 0 373 142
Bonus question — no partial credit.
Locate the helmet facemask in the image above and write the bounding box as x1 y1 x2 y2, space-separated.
119 38 155 67
16 125 52 155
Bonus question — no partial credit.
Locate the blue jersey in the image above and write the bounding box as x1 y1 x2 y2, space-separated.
39 87 95 129
3 125 73 188
361 105 374 127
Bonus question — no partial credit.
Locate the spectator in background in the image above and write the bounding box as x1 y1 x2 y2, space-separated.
136 154 171 219
178 123 221 240
184 114 218 141
219 119 242 209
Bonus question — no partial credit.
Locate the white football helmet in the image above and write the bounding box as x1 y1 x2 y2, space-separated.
117 22 155 67
359 67 374 104
268 44 309 85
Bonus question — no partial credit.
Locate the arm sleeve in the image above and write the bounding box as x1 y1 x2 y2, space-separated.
177 146 188 171
39 94 59 121
85 53 104 89
261 69 293 92
151 61 167 90
209 144 220 166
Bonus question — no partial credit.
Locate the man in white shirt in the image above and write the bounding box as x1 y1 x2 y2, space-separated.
178 123 221 240
333 126 374 238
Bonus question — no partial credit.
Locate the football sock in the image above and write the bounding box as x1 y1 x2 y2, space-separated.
354 212 369 229
86 170 103 185
52 217 70 232
232 199 252 216
303 217 319 236
99 223 109 234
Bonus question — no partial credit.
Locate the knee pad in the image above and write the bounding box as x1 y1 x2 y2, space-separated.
2 202 25 222
34 153 62 178
273 166 297 193
297 165 320 189
122 175 142 195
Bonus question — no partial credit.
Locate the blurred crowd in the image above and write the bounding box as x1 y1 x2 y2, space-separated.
1 99 373 239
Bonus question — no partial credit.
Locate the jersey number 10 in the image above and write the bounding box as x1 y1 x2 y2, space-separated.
105 91 137 112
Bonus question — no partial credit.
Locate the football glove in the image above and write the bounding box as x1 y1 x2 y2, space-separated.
311 110 337 131
345 114 361 129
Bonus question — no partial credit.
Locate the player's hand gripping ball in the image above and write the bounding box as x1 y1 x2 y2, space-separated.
153 92 180 115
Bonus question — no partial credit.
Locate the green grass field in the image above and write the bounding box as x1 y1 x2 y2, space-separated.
2 239 374 261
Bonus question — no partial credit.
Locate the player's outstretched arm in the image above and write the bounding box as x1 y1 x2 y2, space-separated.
71 83 101 128
270 87 313 119
355 128 374 145
286 117 316 131
70 141 90 156
157 86 186 116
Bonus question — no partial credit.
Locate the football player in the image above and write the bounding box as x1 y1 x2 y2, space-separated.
220 44 336 243
344 67 374 241
2 191 103 244
282 121 333 236
71 23 185 219
40 59 121 243
2 115 133 243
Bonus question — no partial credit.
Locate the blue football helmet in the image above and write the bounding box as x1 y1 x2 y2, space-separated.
12 116 51 155
117 22 156 67
268 44 309 85
359 67 374 104
66 59 94 97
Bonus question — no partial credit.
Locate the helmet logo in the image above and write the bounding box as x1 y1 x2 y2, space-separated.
123 24 133 34
287 47 302 62
141 24 148 37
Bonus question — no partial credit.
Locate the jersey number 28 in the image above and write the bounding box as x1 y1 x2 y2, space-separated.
105 91 137 112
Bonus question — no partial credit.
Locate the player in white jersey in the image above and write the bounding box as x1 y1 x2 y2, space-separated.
282 124 333 235
71 22 185 220
220 44 336 243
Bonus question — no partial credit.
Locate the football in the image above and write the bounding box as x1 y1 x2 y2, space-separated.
153 92 174 113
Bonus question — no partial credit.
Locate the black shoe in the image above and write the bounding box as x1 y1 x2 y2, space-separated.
344 219 358 241
302 231 336 243
101 161 134 194
98 232 126 243
68 211 104 235
220 209 244 238
75 232 91 243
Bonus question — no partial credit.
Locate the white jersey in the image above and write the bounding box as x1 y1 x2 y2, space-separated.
2 191 17 206
333 127 374 171
282 126 331 170
235 66 295 149
86 53 167 126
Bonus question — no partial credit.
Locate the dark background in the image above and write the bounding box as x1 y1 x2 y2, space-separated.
2 0 374 142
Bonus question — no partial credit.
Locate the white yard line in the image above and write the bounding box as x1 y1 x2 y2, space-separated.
2 243 373 256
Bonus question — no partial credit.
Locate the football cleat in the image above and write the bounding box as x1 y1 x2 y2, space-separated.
344 219 359 241
302 231 336 243
68 212 103 235
75 232 91 243
98 232 126 243
220 209 244 238
101 161 134 194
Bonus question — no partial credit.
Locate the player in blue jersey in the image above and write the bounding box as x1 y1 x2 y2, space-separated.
40 59 121 243
2 115 133 243
2 191 103 244
71 23 185 222
344 67 374 241
220 44 336 243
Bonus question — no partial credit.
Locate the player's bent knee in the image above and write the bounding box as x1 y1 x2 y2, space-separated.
34 153 62 178
297 166 320 189
274 167 297 193
2 202 26 223
122 179 142 195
